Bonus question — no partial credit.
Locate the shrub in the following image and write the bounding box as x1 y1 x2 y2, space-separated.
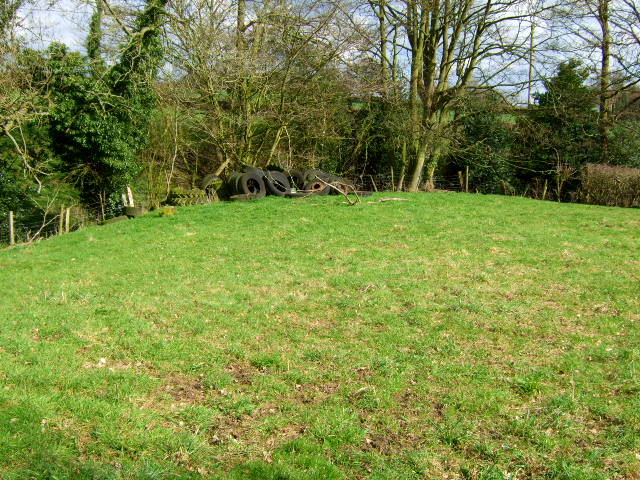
580 164 640 207
609 121 640 169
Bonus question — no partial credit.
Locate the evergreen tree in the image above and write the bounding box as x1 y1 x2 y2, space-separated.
528 60 600 170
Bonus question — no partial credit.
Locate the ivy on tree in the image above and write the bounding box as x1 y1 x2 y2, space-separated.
46 0 168 214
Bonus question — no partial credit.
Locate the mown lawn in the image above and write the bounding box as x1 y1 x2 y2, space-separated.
0 193 638 479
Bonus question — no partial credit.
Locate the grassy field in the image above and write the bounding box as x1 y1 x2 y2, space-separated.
0 193 638 479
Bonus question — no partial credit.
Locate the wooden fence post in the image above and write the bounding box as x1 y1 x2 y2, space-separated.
59 205 65 234
65 207 71 234
465 165 469 193
369 175 378 192
390 167 395 192
9 211 15 246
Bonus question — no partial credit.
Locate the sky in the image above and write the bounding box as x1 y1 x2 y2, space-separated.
20 0 92 50
22 0 616 105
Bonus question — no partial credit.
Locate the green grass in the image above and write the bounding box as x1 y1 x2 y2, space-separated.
0 193 638 479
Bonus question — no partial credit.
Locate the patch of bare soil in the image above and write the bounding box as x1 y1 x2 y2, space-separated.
163 374 208 404
226 361 260 385
293 381 340 404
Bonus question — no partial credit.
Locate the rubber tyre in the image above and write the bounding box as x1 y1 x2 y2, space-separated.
238 172 266 198
240 165 265 175
228 173 243 193
264 171 290 196
201 174 221 189
303 169 330 183
304 180 331 195
328 176 353 195
288 169 306 189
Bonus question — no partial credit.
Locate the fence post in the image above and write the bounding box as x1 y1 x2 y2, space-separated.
465 166 469 193
390 166 395 192
368 175 378 192
65 207 71 234
59 205 65 234
9 211 15 246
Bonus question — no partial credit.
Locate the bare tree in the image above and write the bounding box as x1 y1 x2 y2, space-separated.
551 0 640 162
0 0 54 190
160 0 360 181
379 0 548 190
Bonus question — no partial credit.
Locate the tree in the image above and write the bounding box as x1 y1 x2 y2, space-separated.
446 92 518 193
519 60 599 198
44 0 168 215
387 0 539 191
163 0 361 180
1 0 58 199
551 0 640 163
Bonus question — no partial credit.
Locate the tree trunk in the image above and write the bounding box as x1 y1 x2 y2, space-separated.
377 0 388 95
408 140 428 191
598 0 612 164
236 0 246 50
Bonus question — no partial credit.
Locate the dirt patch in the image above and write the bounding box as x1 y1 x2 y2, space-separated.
364 429 424 455
163 374 209 405
226 361 260 385
355 366 373 380
293 382 341 404
209 415 252 444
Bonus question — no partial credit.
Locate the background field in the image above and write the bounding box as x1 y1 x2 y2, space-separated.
0 193 638 479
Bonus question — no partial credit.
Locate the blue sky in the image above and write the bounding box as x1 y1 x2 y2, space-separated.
22 0 91 49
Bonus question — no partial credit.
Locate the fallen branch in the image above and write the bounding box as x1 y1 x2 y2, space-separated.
314 176 360 205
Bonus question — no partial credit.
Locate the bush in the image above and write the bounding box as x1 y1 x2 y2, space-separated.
580 164 640 207
609 121 640 169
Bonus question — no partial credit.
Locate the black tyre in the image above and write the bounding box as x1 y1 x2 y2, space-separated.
228 173 244 192
264 170 290 196
240 165 265 175
328 176 354 195
303 169 330 183
237 171 266 198
303 180 331 195
201 174 221 190
288 169 306 189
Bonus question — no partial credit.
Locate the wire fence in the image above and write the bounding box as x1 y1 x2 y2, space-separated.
348 173 470 192
348 173 574 201
0 208 101 248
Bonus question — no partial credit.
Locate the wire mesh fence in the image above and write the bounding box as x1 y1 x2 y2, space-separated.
0 209 101 248
347 173 572 200
347 173 467 192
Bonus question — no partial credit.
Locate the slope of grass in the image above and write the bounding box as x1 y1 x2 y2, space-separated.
0 193 638 479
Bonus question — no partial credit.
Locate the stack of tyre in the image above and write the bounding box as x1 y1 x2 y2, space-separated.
227 167 352 198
